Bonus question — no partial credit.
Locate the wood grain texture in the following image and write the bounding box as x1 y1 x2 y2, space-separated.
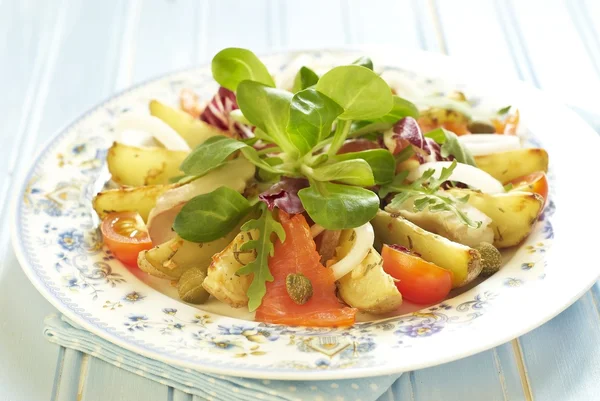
1 1 600 400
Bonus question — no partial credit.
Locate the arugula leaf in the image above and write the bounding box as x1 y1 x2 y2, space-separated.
425 128 476 166
181 135 282 177
352 56 374 70
236 81 298 155
181 136 246 176
371 95 420 123
334 149 395 184
173 186 252 242
308 159 375 186
316 65 393 120
212 48 275 91
298 182 380 229
287 88 344 154
380 160 482 228
237 204 286 311
292 66 319 92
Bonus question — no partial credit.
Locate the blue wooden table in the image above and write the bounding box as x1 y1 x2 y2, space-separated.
2 1 600 400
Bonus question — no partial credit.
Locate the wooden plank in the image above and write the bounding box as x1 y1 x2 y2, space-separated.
202 0 271 59
519 294 600 400
133 0 197 82
435 0 520 79
507 0 600 103
281 0 347 48
345 0 422 49
80 357 169 401
54 349 85 401
0 2 64 401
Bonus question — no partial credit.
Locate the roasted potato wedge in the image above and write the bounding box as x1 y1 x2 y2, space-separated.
137 231 239 280
475 148 548 183
202 230 257 308
149 100 226 148
371 210 482 288
336 230 402 314
107 142 188 186
93 184 170 221
447 189 544 248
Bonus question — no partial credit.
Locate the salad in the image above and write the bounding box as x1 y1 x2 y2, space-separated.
93 48 549 327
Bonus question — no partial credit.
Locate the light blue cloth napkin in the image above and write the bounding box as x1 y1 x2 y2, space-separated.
44 314 400 401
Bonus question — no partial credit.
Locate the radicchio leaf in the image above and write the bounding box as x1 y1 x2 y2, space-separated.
200 87 254 138
388 244 421 257
258 177 309 215
337 138 382 154
393 117 430 155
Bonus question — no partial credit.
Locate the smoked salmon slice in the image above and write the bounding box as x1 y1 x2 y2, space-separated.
255 212 356 327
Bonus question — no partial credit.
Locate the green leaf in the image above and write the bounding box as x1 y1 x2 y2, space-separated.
395 146 414 164
352 56 373 70
349 121 394 136
236 81 298 155
371 96 419 123
257 157 284 182
287 88 344 154
425 128 476 166
181 136 246 176
309 159 375 186
298 182 380 229
212 48 275 91
334 149 395 184
316 65 393 120
497 105 512 115
173 187 251 242
237 204 286 311
292 66 319 92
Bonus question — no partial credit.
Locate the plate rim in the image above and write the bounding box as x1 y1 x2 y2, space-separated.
11 46 600 380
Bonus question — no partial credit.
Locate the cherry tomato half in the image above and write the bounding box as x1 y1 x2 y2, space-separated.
508 171 549 205
492 109 520 135
101 212 153 268
381 245 452 304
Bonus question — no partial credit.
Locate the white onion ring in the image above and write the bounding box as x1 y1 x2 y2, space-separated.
117 114 190 151
459 134 520 156
329 223 374 280
408 161 504 194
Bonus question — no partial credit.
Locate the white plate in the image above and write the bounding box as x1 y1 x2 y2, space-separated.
12 48 600 380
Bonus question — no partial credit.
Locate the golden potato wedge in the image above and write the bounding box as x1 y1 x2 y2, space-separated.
149 100 226 148
203 230 257 308
107 142 188 186
447 189 544 248
371 210 482 288
137 230 238 280
475 148 548 183
335 229 402 314
92 184 170 222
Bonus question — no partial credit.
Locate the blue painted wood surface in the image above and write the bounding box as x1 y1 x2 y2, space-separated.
1 1 599 400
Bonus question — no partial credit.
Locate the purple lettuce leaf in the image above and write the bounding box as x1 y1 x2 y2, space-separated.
258 177 309 215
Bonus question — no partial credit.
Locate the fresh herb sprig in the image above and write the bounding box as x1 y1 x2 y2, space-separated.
380 160 482 229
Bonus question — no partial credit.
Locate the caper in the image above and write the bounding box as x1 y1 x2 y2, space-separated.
476 242 502 276
467 121 496 134
285 273 313 305
177 267 210 304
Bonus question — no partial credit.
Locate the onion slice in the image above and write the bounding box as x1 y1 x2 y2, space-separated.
458 134 520 156
329 223 374 280
117 114 190 151
407 161 504 194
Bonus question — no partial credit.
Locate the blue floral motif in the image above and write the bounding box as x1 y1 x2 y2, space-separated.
542 222 554 239
72 143 86 154
521 262 535 270
162 308 177 315
57 229 84 251
37 199 62 217
396 322 443 337
124 314 150 331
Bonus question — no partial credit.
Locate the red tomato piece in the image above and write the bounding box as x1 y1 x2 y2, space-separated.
508 171 549 206
101 212 153 268
381 245 452 304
